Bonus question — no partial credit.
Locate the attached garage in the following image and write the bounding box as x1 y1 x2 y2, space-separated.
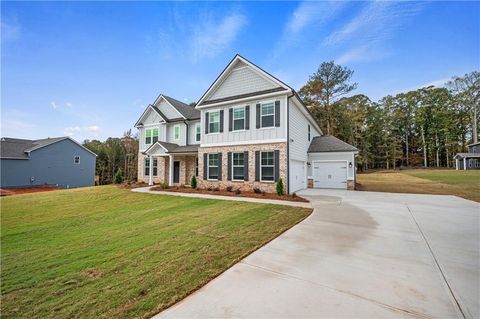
307 136 358 190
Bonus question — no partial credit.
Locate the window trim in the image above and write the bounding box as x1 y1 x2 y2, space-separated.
260 102 275 128
145 128 152 145
207 153 219 180
74 155 80 164
232 106 246 131
174 125 180 141
232 152 245 181
208 110 221 134
195 123 201 142
260 151 275 182
145 157 158 176
152 128 159 143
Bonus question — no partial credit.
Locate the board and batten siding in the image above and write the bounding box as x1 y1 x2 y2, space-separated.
187 120 201 145
308 152 356 180
165 122 187 146
200 94 288 146
138 125 166 151
0 139 96 188
208 65 277 101
288 100 320 162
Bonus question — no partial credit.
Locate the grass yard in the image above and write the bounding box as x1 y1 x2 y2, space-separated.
357 169 480 202
1 186 311 318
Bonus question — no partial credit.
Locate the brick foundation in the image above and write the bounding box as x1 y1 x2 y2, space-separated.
198 142 287 194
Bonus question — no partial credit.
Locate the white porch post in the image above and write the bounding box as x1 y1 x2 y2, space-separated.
169 155 174 186
463 158 467 170
148 155 153 185
455 158 459 170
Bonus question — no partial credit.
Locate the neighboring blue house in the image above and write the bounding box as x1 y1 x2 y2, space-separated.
0 137 97 188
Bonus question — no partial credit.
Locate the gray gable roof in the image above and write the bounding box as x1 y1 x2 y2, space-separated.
144 141 199 154
162 95 200 120
308 136 358 153
1 137 96 159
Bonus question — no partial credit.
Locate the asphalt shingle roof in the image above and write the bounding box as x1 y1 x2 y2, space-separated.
0 137 67 159
454 153 480 159
308 135 358 153
163 95 200 120
144 141 199 155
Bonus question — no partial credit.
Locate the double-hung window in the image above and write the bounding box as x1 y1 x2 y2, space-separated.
261 103 274 128
145 129 152 144
260 151 274 181
233 107 245 131
152 128 159 143
145 158 157 176
232 152 244 180
209 111 220 133
74 156 80 164
208 153 219 180
195 123 201 142
174 125 180 141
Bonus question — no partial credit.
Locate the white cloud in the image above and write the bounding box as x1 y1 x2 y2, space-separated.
65 102 73 107
191 13 247 62
1 20 21 42
50 101 58 109
329 2 425 64
422 78 450 88
63 126 101 138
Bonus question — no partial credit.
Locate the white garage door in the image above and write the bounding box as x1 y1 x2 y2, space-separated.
290 160 306 193
313 161 347 189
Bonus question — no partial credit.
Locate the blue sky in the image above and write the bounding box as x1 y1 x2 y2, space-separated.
2 1 479 142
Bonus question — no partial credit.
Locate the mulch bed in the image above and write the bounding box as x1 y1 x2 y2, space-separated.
151 186 309 203
0 185 58 196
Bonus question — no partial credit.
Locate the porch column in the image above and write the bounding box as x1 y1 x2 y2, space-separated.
463 158 467 170
455 158 459 170
148 155 153 185
169 155 174 186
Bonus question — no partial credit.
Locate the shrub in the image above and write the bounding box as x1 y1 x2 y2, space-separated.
276 178 284 196
226 185 233 192
253 187 262 194
114 169 123 184
190 176 197 189
159 182 169 189
292 192 297 197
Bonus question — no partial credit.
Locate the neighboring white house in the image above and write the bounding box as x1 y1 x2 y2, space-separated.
135 54 358 193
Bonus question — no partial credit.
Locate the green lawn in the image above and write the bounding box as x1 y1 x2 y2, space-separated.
1 186 311 318
357 169 480 202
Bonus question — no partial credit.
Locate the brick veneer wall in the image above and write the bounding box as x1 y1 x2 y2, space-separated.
137 153 197 186
198 142 287 194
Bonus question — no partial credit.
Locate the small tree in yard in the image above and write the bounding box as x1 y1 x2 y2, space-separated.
190 175 197 189
276 178 284 196
114 168 123 184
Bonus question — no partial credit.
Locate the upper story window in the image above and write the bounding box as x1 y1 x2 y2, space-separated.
152 128 159 143
145 128 158 144
174 125 180 141
74 156 80 164
209 111 220 133
308 125 311 141
233 107 245 130
261 103 274 128
195 124 201 142
473 146 477 153
260 151 274 181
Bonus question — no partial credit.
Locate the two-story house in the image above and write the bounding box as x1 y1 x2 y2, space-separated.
454 142 480 170
135 55 358 193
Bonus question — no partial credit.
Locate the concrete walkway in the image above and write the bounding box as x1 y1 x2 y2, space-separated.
155 189 479 319
132 186 312 208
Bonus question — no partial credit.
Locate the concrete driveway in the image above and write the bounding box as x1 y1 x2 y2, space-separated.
156 190 479 319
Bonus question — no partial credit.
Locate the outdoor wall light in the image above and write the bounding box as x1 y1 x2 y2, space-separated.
349 162 353 168
307 162 311 167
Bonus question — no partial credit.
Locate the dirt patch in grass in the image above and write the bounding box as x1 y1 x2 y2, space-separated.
151 186 309 203
0 185 58 196
357 169 480 202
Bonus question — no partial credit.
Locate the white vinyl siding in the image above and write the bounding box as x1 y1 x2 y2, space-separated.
187 120 201 145
155 99 183 119
139 125 165 151
207 64 277 101
166 123 187 146
289 100 320 162
201 95 287 146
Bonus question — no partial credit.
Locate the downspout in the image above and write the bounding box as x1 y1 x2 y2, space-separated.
287 90 294 195
184 120 189 146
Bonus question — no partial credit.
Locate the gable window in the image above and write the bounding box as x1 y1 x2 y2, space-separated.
74 156 80 164
174 125 180 141
209 111 220 133
260 151 274 181
261 103 274 128
208 153 219 180
195 124 201 142
308 125 311 141
232 152 245 180
144 158 158 176
152 128 159 143
145 129 152 144
233 107 245 131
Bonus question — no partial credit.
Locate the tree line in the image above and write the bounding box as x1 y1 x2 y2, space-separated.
300 63 479 170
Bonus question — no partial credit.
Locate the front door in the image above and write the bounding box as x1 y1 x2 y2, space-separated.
173 161 180 183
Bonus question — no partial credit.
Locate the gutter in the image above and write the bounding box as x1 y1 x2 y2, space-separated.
286 89 294 195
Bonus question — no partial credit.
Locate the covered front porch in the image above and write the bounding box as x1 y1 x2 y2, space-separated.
143 142 198 186
454 153 480 170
